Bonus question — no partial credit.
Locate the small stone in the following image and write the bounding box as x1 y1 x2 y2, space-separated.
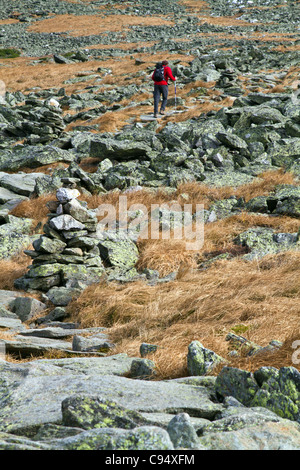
33 236 66 254
167 413 199 449
13 297 46 322
130 358 156 380
140 343 158 357
56 187 80 203
49 214 86 232
187 341 226 376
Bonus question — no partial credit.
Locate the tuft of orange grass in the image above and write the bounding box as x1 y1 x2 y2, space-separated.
0 250 32 291
176 168 298 209
27 14 175 37
67 251 300 379
9 193 56 231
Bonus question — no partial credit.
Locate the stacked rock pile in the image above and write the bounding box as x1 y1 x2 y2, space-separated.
5 98 65 145
14 183 106 305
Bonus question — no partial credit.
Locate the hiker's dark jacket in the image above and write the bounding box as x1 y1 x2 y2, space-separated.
152 65 176 85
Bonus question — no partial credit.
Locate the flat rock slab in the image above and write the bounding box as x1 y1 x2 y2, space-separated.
0 187 28 204
140 115 158 121
0 173 42 197
18 326 107 340
0 357 223 433
2 335 73 356
0 290 25 310
0 317 25 330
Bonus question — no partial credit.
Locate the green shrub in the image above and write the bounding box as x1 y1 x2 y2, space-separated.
0 48 21 59
231 324 249 335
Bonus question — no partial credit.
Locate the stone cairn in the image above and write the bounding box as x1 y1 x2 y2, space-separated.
15 182 105 306
5 98 65 145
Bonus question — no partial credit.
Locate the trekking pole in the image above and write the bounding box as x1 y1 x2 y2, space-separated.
174 80 177 113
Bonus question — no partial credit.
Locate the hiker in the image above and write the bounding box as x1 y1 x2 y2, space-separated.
152 60 176 118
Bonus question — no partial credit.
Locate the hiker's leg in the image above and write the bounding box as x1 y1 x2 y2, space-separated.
160 85 169 112
153 85 161 115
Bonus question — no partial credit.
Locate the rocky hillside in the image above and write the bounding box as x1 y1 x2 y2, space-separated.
0 0 300 450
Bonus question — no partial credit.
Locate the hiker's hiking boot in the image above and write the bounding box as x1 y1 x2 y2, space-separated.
160 110 165 115
154 113 158 118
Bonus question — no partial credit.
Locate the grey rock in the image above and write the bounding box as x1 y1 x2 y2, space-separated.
130 358 156 380
61 394 148 430
215 367 260 407
49 214 86 232
187 341 226 376
140 343 158 357
0 215 32 259
13 297 47 322
197 420 300 450
2 335 73 357
0 187 27 204
0 290 26 310
0 172 42 197
45 286 82 306
0 364 223 433
0 146 74 172
32 236 66 254
51 426 174 451
0 317 24 330
56 187 80 203
167 413 199 449
72 334 114 353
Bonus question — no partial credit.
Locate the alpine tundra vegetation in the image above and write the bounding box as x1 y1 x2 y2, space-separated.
0 0 300 451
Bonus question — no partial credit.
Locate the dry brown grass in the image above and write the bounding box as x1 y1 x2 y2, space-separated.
176 168 298 208
0 250 32 291
135 211 299 277
9 193 56 231
0 19 19 25
179 0 210 10
67 251 300 379
65 167 300 379
27 14 175 37
78 169 300 275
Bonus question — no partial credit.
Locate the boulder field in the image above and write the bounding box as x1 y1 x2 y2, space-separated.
0 0 300 451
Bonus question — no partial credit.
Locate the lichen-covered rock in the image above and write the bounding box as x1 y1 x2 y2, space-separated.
44 286 82 306
251 390 299 422
197 420 300 450
274 197 300 218
250 366 300 422
130 358 156 380
0 146 74 171
32 236 66 254
61 395 148 430
215 367 259 406
245 196 269 213
98 232 139 269
50 426 174 450
234 227 299 260
269 138 300 167
0 215 32 259
166 413 199 449
90 136 153 161
64 198 97 225
208 197 241 220
0 432 50 450
202 406 282 434
187 341 226 376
